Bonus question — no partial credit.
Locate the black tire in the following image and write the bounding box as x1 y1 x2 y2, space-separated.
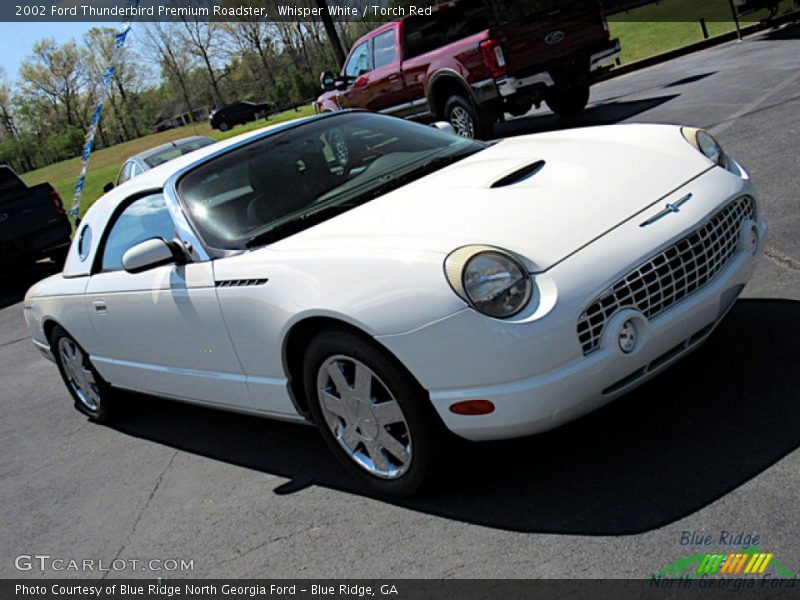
302 328 447 497
545 85 590 116
218 121 230 132
51 325 116 423
443 95 492 140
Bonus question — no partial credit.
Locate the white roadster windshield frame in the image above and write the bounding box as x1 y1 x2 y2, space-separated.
173 112 485 252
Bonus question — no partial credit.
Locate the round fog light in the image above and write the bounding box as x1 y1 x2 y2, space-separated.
745 223 759 255
618 320 638 354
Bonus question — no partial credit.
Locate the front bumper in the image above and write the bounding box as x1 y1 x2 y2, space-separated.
378 171 765 441
439 242 759 441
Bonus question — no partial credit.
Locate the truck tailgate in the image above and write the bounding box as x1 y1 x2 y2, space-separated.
488 0 609 76
0 184 65 245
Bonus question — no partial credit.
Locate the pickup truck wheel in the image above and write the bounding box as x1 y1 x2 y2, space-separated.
546 85 590 117
51 325 116 423
444 95 491 140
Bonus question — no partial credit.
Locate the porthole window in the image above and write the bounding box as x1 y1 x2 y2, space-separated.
77 224 92 261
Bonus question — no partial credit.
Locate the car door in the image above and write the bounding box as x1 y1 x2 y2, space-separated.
84 193 253 409
364 27 408 115
234 103 250 125
338 40 373 109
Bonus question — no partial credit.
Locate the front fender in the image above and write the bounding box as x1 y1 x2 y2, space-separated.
213 246 466 380
315 91 343 113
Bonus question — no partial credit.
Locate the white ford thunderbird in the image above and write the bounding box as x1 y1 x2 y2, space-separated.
24 111 765 495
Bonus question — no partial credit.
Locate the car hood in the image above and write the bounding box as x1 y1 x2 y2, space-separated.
270 124 714 270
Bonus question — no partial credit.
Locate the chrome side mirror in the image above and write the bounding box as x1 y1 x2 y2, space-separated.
431 121 456 135
122 238 186 274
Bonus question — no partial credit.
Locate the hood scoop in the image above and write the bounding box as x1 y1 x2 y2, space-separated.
490 160 546 188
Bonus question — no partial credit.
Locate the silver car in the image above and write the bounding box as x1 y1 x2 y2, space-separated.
111 136 216 189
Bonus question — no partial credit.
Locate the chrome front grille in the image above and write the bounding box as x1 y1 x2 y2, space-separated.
577 196 756 355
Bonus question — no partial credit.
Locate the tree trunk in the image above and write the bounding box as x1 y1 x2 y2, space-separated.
200 49 225 106
109 95 131 141
115 78 142 138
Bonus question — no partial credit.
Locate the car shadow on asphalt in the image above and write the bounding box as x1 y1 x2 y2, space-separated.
494 94 680 139
109 298 800 535
0 260 62 310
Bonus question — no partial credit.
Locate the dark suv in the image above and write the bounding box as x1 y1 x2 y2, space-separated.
209 101 279 131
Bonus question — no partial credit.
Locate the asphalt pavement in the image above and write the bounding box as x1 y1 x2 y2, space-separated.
2 21 799 579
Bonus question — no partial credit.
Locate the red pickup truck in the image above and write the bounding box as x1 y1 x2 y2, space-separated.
315 0 620 138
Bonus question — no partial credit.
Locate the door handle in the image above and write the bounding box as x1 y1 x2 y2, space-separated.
92 300 107 314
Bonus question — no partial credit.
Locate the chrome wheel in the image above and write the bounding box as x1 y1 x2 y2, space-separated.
57 337 101 412
317 355 412 479
449 106 475 138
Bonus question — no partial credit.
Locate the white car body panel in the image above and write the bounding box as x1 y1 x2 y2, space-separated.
377 167 764 439
24 114 766 441
270 125 714 269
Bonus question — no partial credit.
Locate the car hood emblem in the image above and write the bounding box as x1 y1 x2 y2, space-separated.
640 193 693 227
545 31 566 45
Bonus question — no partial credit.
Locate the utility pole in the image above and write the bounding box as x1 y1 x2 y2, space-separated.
729 0 743 41
315 0 346 69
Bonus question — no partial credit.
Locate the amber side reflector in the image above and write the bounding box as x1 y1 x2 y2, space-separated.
449 400 495 416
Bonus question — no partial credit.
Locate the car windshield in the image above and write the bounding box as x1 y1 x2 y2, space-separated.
177 112 486 250
143 138 216 168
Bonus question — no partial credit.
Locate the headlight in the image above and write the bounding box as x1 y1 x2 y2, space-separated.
445 246 533 318
681 127 727 168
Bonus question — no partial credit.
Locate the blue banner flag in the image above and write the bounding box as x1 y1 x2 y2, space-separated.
70 0 141 224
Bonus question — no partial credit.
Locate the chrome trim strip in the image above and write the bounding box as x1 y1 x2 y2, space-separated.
379 97 429 116
163 182 211 262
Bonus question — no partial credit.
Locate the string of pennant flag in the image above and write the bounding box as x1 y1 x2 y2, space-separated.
70 0 141 225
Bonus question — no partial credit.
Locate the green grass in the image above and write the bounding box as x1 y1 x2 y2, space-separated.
21 103 315 218
610 0 798 65
612 21 737 65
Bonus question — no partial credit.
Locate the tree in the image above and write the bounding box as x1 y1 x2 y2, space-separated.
144 22 198 121
222 18 278 94
0 68 18 138
178 20 228 107
19 38 87 130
